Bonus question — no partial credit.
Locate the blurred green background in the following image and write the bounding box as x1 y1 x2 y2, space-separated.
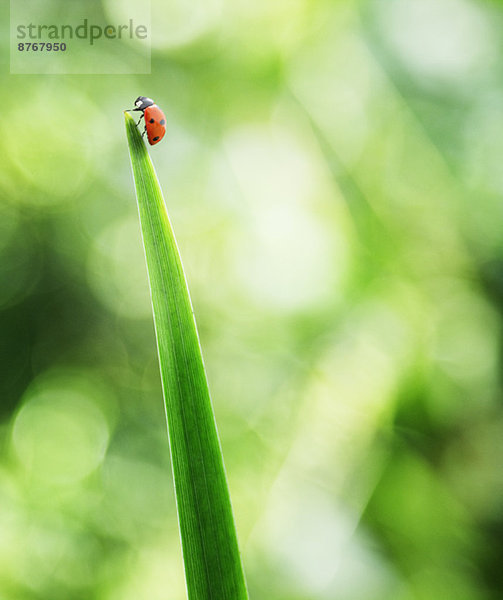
2 0 503 598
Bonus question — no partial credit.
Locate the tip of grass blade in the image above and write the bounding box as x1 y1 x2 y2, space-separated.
125 110 147 155
124 111 136 126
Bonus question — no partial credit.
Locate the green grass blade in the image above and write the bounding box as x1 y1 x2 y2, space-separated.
124 112 248 600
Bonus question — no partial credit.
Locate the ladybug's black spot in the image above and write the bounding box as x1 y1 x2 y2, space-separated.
149 118 155 123
160 119 166 125
153 136 160 141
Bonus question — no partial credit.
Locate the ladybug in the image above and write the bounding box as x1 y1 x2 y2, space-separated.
130 96 166 145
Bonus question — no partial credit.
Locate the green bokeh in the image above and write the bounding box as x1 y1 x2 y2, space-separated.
2 0 503 598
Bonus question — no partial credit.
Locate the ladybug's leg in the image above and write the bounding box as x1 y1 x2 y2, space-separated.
136 114 144 126
142 128 147 139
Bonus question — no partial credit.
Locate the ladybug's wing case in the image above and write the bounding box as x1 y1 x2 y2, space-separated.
144 105 166 145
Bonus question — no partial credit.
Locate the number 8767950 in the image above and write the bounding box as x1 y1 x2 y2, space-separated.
17 42 67 51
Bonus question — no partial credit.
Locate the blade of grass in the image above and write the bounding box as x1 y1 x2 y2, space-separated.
124 112 248 600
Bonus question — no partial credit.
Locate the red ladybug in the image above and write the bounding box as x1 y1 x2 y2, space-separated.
130 96 166 145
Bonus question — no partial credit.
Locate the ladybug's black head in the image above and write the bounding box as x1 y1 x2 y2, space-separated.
133 96 155 111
